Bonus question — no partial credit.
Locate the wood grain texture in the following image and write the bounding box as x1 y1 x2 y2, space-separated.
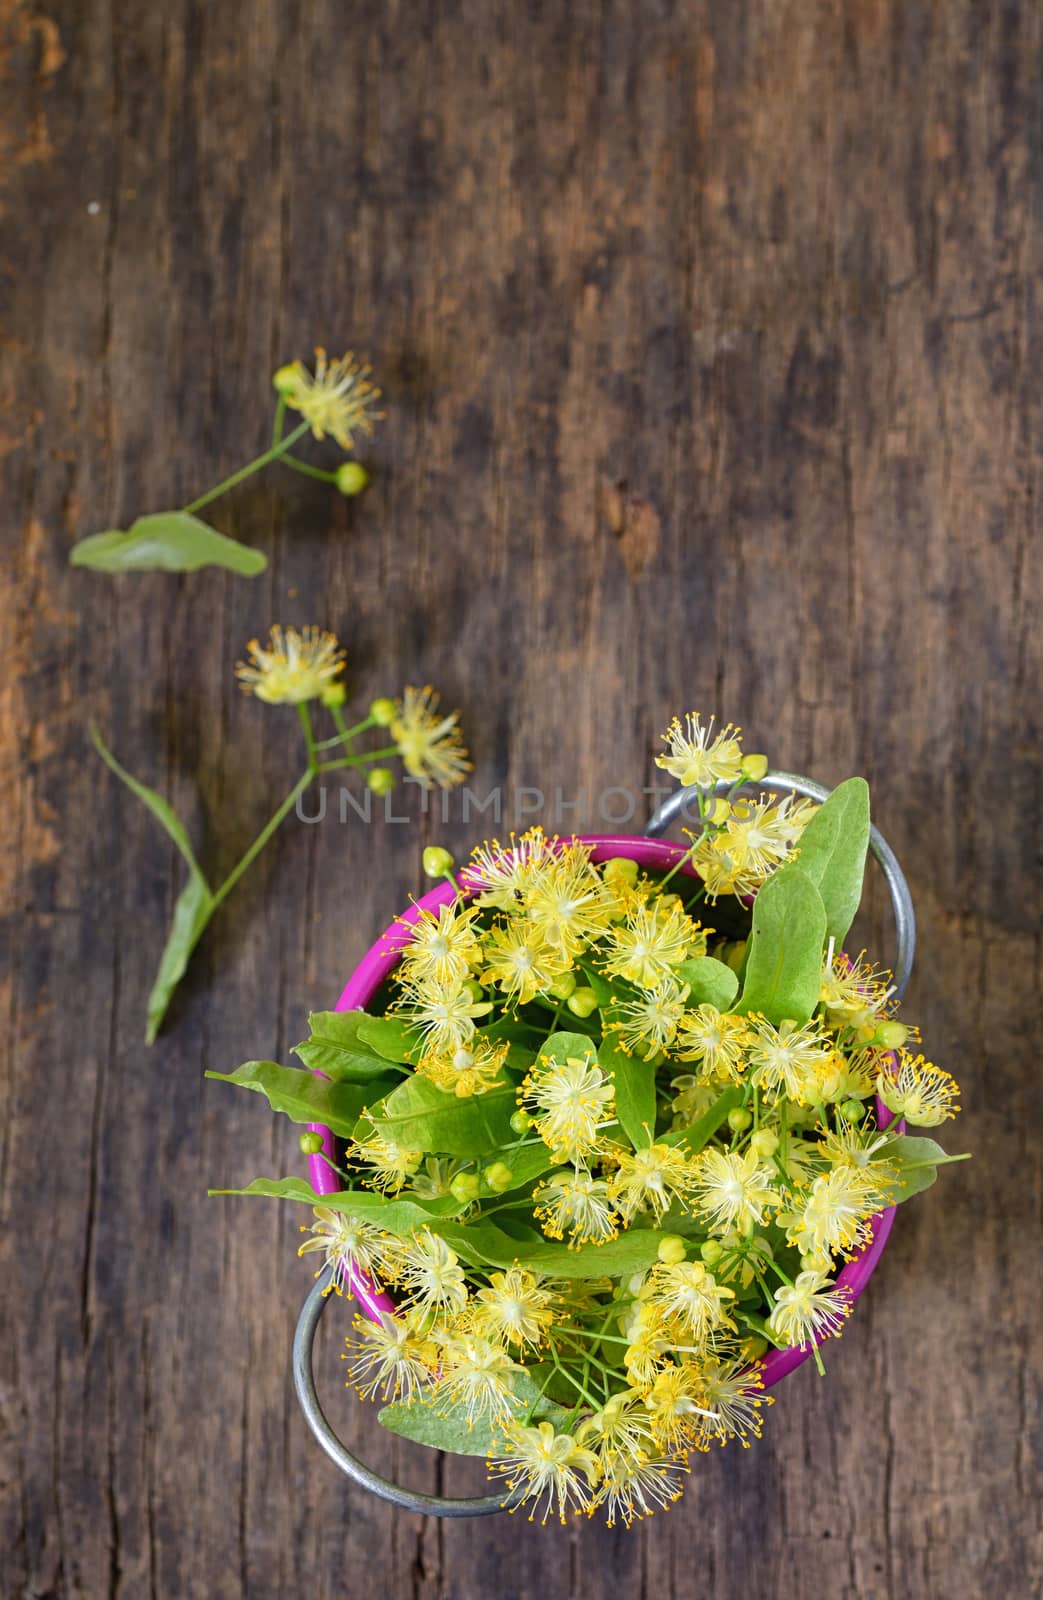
1 1 1040 1596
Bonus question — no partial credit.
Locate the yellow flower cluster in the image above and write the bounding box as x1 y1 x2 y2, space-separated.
282 712 964 1527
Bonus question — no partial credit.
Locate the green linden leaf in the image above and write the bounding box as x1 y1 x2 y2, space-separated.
734 864 827 1026
598 1033 656 1151
370 1075 518 1156
872 1134 972 1201
90 724 215 1043
293 1011 403 1082
378 1369 569 1458
207 1177 467 1227
70 511 267 575
788 776 871 947
537 1031 599 1067
674 956 739 1012
205 1061 397 1137
356 1014 426 1064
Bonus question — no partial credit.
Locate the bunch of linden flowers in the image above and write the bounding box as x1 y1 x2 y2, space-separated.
213 714 966 1527
95 628 469 1041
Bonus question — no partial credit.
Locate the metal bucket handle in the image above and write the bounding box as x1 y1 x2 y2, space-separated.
292 769 916 1516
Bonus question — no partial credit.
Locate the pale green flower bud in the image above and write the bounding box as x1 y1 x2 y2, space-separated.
566 987 598 1019
370 697 397 726
366 767 395 795
657 1235 688 1265
483 1162 514 1194
422 846 455 878
335 461 369 497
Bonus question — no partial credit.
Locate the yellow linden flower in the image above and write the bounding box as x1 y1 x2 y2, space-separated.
767 1269 851 1350
467 827 557 910
343 1312 436 1402
603 901 704 988
607 1143 699 1222
522 1053 615 1165
693 1148 778 1234
815 1046 880 1104
431 1334 522 1427
297 1207 397 1289
400 902 482 987
820 942 897 1036
395 1228 469 1316
655 713 744 789
480 920 570 1005
390 686 471 789
236 625 345 705
646 1260 737 1345
622 1303 673 1389
877 1051 960 1126
277 347 382 448
746 1015 832 1104
689 837 749 901
576 1393 658 1467
472 1268 556 1350
522 844 617 957
699 1355 772 1448
710 794 816 886
611 977 689 1060
418 1035 509 1097
644 1364 717 1453
533 1169 619 1245
669 1074 721 1125
488 1421 600 1524
394 973 492 1055
352 1129 423 1194
591 1451 687 1527
675 1005 750 1083
785 1165 881 1261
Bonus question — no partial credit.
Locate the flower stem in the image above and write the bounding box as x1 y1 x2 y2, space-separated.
183 420 311 514
297 702 318 768
317 745 398 775
209 768 315 913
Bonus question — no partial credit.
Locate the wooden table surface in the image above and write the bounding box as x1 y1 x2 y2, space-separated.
2 3 1040 1597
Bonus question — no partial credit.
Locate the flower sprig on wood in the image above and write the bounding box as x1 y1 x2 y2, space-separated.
69 349 381 576
94 625 469 1042
212 713 968 1526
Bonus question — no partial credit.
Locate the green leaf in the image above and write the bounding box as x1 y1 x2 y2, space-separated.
145 874 214 1044
661 1086 745 1153
70 511 267 575
293 1011 404 1082
379 1369 568 1459
475 1020 537 1073
372 1075 518 1156
91 725 216 1043
427 1217 667 1278
537 1032 599 1068
674 956 739 1012
873 1134 971 1201
208 1176 467 1227
735 865 827 1026
206 1061 396 1136
787 777 870 947
356 1015 426 1064
480 1142 555 1196
598 1034 656 1150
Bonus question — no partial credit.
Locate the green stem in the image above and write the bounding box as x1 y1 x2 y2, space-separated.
271 396 287 448
317 745 398 775
183 420 311 514
209 768 315 913
297 703 318 768
279 453 340 484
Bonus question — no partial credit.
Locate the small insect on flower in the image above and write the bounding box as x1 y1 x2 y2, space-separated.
611 977 690 1060
343 1312 437 1403
675 1004 750 1083
591 1451 688 1527
603 900 704 989
767 1270 851 1350
297 1207 397 1291
432 1335 523 1427
745 1015 832 1104
646 1260 737 1345
692 1148 779 1235
533 1168 619 1246
655 712 744 789
467 827 557 910
390 686 471 789
521 1053 615 1165
608 1142 699 1223
877 1051 960 1127
472 1268 556 1350
488 1422 601 1524
400 902 482 988
236 625 346 706
418 1035 510 1098
276 347 383 449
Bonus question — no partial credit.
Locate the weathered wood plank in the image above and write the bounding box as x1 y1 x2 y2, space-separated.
1 1 1040 1597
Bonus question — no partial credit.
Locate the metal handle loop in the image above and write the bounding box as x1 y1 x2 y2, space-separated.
293 1269 509 1517
646 769 916 998
293 775 916 1516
